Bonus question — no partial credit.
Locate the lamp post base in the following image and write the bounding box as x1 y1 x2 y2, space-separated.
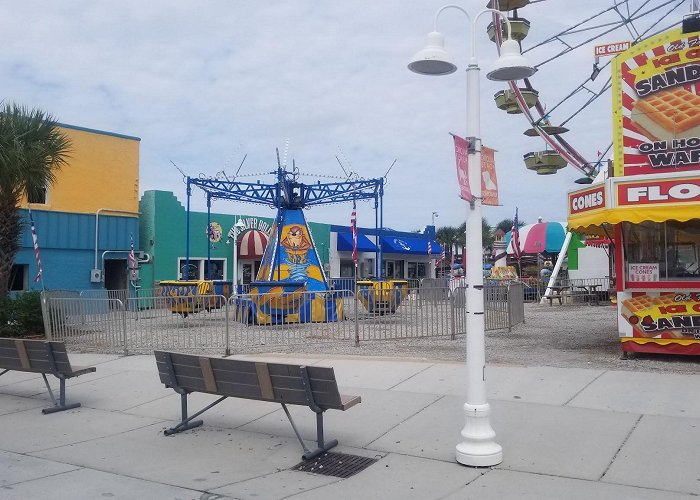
455 402 503 467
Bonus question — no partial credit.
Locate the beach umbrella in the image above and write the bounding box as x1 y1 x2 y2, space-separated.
506 221 567 254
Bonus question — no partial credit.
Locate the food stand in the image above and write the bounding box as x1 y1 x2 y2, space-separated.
567 25 700 355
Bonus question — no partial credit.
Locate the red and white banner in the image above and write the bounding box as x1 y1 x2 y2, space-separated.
351 201 358 267
128 234 137 281
481 146 499 206
28 208 43 283
453 135 473 202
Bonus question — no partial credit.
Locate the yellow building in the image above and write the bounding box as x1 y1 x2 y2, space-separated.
21 123 140 213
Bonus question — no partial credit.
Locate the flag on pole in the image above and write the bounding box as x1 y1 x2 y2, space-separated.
28 208 43 283
511 208 522 261
128 234 137 281
351 200 358 267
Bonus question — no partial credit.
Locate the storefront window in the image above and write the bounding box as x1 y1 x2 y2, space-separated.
178 258 226 280
204 259 225 280
408 262 417 279
339 260 355 278
623 220 700 282
178 259 201 280
407 262 427 279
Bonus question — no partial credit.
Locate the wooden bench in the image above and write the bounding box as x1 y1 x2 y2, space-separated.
0 338 96 414
154 351 361 460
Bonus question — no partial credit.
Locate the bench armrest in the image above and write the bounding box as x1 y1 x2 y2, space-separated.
64 366 97 378
339 394 361 411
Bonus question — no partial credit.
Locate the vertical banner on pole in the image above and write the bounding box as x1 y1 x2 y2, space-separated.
129 234 137 281
453 135 473 202
481 146 499 206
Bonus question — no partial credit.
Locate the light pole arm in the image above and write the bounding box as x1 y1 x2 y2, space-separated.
433 5 513 59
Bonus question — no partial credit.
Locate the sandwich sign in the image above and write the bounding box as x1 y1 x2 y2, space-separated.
611 28 700 177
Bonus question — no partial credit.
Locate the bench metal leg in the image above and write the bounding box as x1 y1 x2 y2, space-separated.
41 375 81 414
305 411 338 460
281 404 338 461
164 393 227 436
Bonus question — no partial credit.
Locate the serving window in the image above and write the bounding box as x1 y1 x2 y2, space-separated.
622 220 700 286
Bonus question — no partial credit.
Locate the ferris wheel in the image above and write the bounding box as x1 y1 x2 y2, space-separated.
487 0 695 182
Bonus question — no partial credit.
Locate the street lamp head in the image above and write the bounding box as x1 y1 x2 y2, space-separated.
486 39 536 81
408 31 457 75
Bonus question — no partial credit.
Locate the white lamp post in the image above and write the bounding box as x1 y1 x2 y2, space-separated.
432 211 439 226
231 219 246 292
409 5 535 467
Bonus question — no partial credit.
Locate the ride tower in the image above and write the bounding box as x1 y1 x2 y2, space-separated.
185 159 384 324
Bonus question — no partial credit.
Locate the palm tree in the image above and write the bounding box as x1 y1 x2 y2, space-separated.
455 218 493 252
0 103 71 293
435 225 459 268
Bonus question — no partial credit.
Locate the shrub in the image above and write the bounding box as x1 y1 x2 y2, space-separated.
0 291 45 337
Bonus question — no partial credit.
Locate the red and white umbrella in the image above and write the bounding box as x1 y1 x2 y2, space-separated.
506 221 567 254
237 229 269 259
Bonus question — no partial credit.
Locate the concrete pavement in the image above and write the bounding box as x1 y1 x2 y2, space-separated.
1 352 698 499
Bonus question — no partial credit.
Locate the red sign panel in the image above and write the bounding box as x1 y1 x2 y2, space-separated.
453 135 473 202
569 186 606 215
617 177 700 205
594 41 630 57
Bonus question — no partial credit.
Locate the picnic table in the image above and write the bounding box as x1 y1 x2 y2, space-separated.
573 284 601 305
543 284 570 306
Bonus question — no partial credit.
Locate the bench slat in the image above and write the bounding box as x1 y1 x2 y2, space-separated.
198 357 218 393
15 340 31 369
255 362 274 400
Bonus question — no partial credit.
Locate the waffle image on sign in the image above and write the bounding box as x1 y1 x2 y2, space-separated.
621 294 692 338
630 87 700 141
621 294 654 326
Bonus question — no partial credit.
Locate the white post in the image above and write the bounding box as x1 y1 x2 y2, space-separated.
456 54 503 467
541 231 573 303
232 222 239 293
409 4 534 468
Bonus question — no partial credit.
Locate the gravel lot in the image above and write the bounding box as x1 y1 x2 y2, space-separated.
265 302 700 374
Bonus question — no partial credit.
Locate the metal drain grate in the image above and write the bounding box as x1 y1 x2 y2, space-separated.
292 452 378 478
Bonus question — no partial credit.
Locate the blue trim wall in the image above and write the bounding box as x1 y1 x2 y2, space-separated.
16 209 139 291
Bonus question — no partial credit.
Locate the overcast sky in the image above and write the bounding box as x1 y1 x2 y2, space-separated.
2 1 688 231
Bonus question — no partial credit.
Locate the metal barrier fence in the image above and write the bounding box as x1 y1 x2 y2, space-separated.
42 282 524 355
489 277 611 304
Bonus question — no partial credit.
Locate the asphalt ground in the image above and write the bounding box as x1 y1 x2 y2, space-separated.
264 302 700 374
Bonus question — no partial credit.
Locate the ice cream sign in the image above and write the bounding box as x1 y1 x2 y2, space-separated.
612 28 700 176
628 263 659 282
594 41 630 57
622 292 700 339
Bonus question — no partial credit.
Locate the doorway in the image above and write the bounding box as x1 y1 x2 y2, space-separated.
104 259 127 292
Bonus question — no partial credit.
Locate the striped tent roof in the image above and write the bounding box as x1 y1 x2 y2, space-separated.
237 229 269 259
